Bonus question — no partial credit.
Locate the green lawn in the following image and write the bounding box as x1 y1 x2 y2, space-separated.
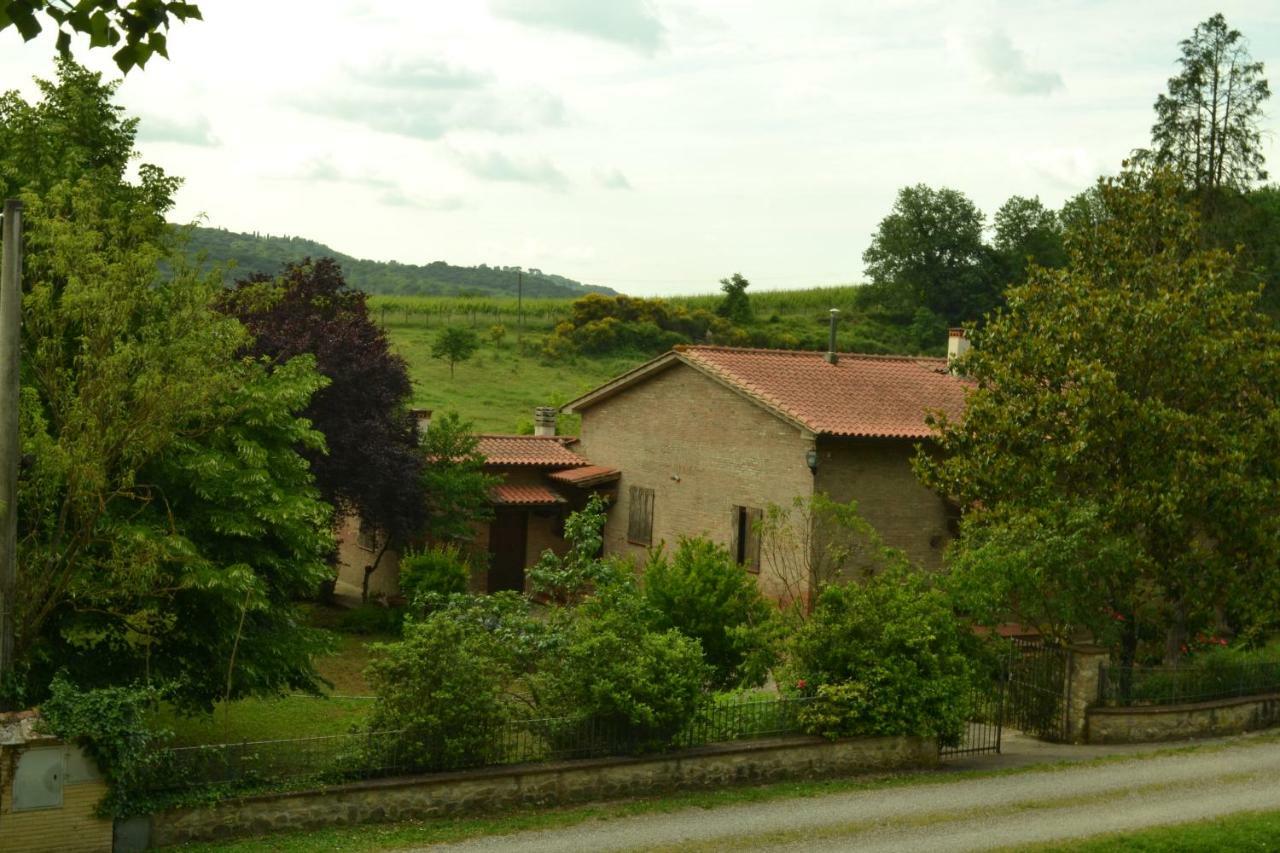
152 605 388 746
382 317 646 434
1023 809 1280 851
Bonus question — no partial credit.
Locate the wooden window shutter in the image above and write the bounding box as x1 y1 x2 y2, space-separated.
744 507 763 574
628 486 654 546
730 506 742 563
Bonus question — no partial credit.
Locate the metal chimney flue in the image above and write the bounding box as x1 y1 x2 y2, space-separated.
824 309 840 365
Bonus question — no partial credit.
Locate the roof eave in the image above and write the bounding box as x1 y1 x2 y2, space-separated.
561 351 683 414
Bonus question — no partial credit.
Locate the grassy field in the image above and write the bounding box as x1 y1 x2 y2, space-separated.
153 605 387 746
1029 808 1280 850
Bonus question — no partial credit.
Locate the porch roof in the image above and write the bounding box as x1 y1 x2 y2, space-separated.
490 483 567 506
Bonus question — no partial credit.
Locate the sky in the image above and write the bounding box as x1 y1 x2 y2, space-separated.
3 1 1279 296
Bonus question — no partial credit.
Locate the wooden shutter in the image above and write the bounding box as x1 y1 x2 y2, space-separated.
729 506 742 563
744 507 763 574
628 486 654 545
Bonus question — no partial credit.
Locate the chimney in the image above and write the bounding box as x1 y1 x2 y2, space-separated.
410 408 432 434
534 406 557 437
947 328 970 369
824 309 840 365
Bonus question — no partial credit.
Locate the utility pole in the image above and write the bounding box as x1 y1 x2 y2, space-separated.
517 270 524 350
0 199 22 683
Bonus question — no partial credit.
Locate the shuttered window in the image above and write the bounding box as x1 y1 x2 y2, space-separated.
731 505 763 573
627 486 655 546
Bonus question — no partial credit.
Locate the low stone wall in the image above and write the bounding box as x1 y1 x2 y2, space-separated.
146 735 935 848
1087 692 1280 744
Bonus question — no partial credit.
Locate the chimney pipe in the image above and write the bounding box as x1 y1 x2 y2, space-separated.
824 309 840 365
534 406 557 437
947 328 970 370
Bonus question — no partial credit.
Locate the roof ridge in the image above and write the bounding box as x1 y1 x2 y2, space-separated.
679 344 944 362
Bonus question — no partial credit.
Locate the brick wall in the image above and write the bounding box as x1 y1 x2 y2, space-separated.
573 363 815 601
813 436 952 571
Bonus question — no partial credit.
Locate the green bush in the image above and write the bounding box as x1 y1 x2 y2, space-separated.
535 582 711 750
785 567 972 743
528 494 627 604
399 544 471 606
336 603 405 636
365 610 519 770
643 537 780 689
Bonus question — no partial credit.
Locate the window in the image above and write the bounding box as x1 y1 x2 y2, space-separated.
731 505 763 573
627 485 655 546
356 519 379 552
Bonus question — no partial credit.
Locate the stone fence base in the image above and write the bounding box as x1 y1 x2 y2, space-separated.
137 734 936 849
1087 692 1280 744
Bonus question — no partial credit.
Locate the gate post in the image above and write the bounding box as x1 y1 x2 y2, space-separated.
1063 645 1109 743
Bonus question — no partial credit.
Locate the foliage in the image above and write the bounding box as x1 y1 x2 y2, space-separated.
432 326 480 378
399 544 471 605
365 612 519 770
1146 13 1270 193
862 183 998 323
534 582 711 748
918 167 1280 666
991 195 1065 285
785 568 972 742
642 538 780 689
184 225 613 298
716 273 753 324
39 675 169 817
528 494 620 604
419 412 498 543
541 292 734 359
218 258 425 553
4 62 334 710
0 1 202 72
487 323 507 347
335 604 406 637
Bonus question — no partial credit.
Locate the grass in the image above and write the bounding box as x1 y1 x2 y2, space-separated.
151 605 388 746
1021 808 1280 851
162 734 1280 852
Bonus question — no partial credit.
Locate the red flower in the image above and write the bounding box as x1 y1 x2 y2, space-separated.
795 679 808 690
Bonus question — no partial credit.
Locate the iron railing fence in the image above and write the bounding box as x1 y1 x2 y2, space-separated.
1098 660 1280 707
1006 639 1069 741
143 696 819 795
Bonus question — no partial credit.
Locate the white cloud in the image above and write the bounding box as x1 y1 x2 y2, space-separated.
136 113 219 147
595 168 632 190
456 149 570 190
491 0 665 54
966 29 1064 96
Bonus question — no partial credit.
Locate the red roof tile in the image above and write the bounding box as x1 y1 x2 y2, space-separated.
490 484 566 506
548 465 621 487
677 346 969 439
476 435 588 467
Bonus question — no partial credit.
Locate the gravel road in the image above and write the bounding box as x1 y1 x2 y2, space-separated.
414 736 1280 852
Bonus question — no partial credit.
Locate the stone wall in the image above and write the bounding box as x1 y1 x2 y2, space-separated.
147 735 935 848
1087 693 1280 744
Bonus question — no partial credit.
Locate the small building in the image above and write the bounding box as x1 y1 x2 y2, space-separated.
563 337 970 604
334 409 618 601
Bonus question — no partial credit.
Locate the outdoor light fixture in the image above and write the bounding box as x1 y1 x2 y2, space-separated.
805 448 818 473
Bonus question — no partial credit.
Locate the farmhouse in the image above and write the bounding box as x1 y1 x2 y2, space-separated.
334 408 617 600
564 331 971 603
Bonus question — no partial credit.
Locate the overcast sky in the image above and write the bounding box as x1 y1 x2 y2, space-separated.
3 1 1279 295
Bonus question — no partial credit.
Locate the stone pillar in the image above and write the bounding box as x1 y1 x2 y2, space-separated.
1063 644 1110 744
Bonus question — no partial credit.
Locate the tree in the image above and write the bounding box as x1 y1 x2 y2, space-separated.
419 412 497 545
3 63 334 709
431 327 479 378
1147 13 1270 194
862 184 997 323
0 1 202 72
218 259 426 575
716 273 752 324
991 195 1065 285
917 168 1280 667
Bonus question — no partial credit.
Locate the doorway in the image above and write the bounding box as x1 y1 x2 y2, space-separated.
487 508 528 593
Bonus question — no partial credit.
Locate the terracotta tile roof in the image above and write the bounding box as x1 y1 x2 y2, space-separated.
676 346 970 439
490 483 566 506
476 435 588 468
548 465 622 487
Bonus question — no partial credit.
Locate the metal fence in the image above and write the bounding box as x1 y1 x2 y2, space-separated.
1098 660 1280 707
1005 639 1069 741
143 696 817 796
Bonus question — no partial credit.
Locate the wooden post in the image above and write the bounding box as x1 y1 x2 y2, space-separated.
0 200 22 681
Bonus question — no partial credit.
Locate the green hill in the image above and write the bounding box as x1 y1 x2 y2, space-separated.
177 226 617 299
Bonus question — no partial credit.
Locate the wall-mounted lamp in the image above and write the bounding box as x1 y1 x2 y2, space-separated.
805 448 818 473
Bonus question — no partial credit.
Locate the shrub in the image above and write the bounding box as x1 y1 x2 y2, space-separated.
399 544 471 606
534 583 711 750
528 494 625 604
365 611 518 770
336 603 405 636
643 538 780 689
785 567 972 743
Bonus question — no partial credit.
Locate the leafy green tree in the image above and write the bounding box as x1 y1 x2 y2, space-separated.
1147 13 1270 193
862 184 997 323
419 412 498 545
643 537 780 689
992 195 1065 285
431 326 479 378
784 567 971 743
917 168 1280 667
528 493 621 604
716 273 753 324
0 1 202 72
